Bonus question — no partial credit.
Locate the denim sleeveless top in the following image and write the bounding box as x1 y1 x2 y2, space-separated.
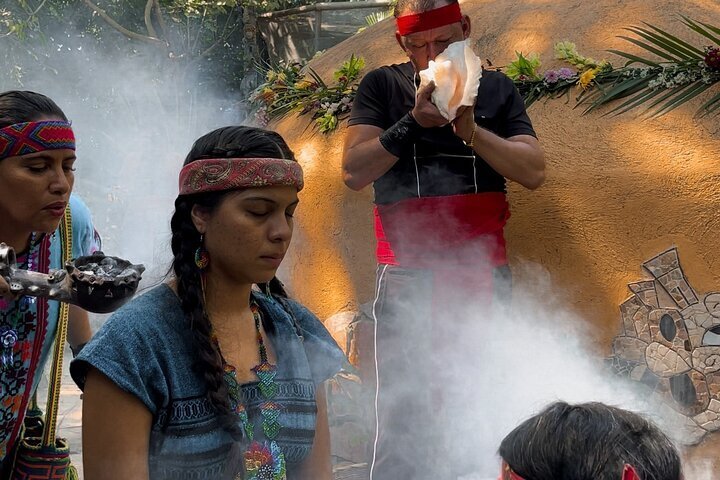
71 284 345 479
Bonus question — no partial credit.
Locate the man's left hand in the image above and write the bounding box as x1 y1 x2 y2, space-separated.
452 106 476 144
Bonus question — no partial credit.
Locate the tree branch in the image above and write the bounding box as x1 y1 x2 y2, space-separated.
31 0 49 17
191 8 207 54
153 0 168 38
143 0 158 39
82 0 166 47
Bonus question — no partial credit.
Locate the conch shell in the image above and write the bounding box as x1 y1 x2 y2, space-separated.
418 39 483 121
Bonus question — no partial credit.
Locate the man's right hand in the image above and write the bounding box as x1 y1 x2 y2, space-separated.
411 81 449 128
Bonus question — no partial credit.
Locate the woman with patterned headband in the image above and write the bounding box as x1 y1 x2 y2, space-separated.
72 126 346 479
0 90 100 468
498 402 683 480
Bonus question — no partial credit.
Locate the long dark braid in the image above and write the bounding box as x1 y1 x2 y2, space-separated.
170 194 243 439
170 126 298 445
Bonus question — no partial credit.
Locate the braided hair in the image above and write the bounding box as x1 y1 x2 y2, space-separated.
170 126 297 441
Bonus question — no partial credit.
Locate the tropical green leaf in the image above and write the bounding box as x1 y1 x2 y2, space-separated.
625 26 701 60
305 67 328 89
617 35 679 62
641 22 705 57
699 20 720 36
582 75 652 112
696 91 720 117
605 86 667 116
680 15 720 46
651 82 713 117
642 82 695 112
365 10 391 27
607 49 660 67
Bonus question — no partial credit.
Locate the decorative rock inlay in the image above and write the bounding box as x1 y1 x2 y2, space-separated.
646 342 691 377
611 247 720 444
629 280 659 308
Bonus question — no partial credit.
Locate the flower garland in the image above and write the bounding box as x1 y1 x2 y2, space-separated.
505 17 720 117
250 17 720 133
250 55 365 133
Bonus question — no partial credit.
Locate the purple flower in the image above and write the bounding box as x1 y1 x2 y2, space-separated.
558 67 576 80
544 70 560 84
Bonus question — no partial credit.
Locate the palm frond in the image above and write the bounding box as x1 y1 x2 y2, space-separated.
617 35 680 62
651 82 713 117
625 26 701 60
697 92 720 117
586 17 720 116
681 15 720 45
365 10 391 27
641 22 705 58
607 49 659 67
604 85 667 116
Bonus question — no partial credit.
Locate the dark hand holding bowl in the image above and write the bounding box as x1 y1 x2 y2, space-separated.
0 243 145 313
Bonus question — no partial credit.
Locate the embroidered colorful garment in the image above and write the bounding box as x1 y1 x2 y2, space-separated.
0 195 99 464
0 121 75 160
71 285 345 480
218 302 286 479
179 158 304 195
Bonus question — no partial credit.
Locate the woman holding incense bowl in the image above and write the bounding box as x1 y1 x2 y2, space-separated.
0 90 100 470
72 126 346 479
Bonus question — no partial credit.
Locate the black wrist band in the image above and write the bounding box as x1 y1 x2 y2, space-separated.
379 113 423 157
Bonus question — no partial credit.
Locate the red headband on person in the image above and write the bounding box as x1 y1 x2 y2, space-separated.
396 2 462 36
0 121 75 160
179 157 304 195
500 462 642 480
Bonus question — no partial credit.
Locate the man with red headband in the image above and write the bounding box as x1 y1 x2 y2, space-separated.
342 0 544 477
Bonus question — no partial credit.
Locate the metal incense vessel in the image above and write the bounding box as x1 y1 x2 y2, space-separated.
0 243 145 313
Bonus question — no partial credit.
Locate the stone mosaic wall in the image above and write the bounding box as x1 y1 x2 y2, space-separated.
611 248 720 444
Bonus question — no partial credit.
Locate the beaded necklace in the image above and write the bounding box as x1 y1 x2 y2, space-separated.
213 301 286 480
0 233 38 370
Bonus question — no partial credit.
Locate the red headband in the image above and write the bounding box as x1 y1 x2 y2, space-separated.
179 157 304 195
500 462 641 480
396 2 462 36
0 121 75 160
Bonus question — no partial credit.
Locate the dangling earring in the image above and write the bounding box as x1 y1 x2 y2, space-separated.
194 235 210 270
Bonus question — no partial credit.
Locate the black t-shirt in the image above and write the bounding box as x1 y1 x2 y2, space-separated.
348 62 536 204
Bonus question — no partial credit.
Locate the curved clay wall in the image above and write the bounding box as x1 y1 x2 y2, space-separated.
272 0 720 462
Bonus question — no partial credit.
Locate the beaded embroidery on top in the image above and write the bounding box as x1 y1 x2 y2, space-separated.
214 302 286 480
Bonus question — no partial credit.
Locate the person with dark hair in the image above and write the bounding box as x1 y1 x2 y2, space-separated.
0 90 100 467
71 126 346 479
341 0 544 478
498 402 683 480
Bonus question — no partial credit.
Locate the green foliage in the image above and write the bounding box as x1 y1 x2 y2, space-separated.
250 55 365 133
505 52 542 81
511 17 720 117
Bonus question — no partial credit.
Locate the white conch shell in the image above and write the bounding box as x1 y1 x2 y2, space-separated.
418 39 483 121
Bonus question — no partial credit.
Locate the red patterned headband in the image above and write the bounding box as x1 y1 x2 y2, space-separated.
500 462 642 480
396 2 462 36
179 157 304 195
0 121 75 160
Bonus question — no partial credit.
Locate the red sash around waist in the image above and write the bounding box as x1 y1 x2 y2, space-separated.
374 192 510 269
